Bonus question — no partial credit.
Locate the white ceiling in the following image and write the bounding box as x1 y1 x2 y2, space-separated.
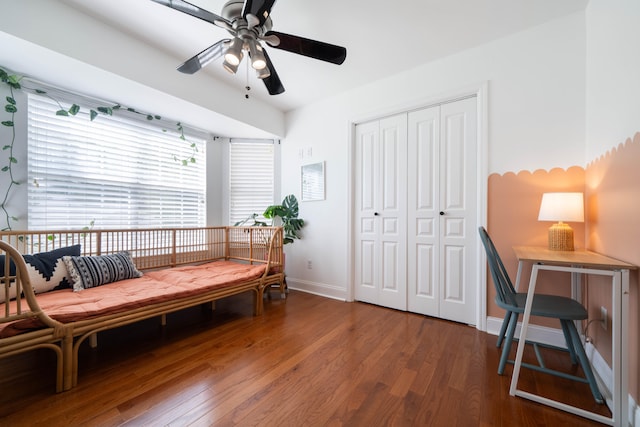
59 0 589 113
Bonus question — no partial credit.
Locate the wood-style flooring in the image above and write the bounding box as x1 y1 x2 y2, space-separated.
0 290 610 426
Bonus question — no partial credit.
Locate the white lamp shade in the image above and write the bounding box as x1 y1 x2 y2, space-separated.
538 192 584 223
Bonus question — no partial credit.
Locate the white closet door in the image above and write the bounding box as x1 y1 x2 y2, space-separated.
354 114 407 310
407 98 477 324
407 106 440 316
438 98 477 324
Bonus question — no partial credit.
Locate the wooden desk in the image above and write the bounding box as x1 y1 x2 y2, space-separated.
511 246 635 426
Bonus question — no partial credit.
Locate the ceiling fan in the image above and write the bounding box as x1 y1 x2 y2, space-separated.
151 0 347 95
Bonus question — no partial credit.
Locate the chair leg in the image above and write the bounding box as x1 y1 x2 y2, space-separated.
496 311 511 348
498 312 518 375
560 320 578 364
566 320 604 404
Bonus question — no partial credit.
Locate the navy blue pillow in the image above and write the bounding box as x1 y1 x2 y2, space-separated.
0 245 81 301
24 245 82 294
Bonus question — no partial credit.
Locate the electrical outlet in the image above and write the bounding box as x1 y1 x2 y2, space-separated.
600 306 607 331
307 260 312 269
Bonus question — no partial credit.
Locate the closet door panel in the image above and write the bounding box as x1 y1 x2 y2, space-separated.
377 115 407 310
354 121 381 304
443 245 465 301
407 106 440 315
438 98 477 325
442 111 467 210
354 114 407 310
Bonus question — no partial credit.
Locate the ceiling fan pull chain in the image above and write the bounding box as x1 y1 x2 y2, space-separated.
245 58 251 99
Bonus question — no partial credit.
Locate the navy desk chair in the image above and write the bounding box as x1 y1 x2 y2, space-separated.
478 227 603 404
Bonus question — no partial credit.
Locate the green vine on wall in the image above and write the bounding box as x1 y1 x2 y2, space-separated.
0 66 198 230
1 69 21 230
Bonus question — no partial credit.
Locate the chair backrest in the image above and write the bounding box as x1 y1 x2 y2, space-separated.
478 227 518 308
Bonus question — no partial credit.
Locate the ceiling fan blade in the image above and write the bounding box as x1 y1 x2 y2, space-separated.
242 0 277 26
151 0 232 30
264 31 346 65
261 48 285 95
177 39 229 74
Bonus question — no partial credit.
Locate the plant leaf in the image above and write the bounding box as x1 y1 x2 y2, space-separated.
282 194 299 217
5 104 17 113
9 157 17 164
35 89 47 94
6 75 21 89
69 104 80 115
90 110 98 121
1 121 13 127
2 145 11 150
56 109 69 116
6 96 16 105
1 166 8 172
97 106 112 115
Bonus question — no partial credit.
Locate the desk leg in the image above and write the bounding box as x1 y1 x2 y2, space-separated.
612 270 629 427
509 263 538 396
514 260 524 291
571 269 582 335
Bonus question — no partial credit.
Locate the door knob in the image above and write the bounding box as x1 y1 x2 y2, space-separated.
439 211 445 216
374 212 380 216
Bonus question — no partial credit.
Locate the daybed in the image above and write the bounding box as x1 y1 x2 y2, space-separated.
0 226 284 392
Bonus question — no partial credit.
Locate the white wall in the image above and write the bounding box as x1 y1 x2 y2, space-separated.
282 12 587 299
586 0 640 158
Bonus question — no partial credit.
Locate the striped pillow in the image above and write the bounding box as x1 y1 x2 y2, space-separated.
63 252 143 291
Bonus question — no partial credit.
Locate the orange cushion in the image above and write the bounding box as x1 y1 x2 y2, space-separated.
0 261 266 338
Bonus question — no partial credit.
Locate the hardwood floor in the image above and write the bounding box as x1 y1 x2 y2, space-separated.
0 290 610 426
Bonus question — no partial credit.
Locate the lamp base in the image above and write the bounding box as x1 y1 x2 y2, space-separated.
548 222 574 251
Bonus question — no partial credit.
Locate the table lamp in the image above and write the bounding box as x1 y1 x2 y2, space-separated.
537 192 584 251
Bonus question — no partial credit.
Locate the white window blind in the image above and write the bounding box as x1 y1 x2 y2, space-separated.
27 92 207 230
229 140 274 225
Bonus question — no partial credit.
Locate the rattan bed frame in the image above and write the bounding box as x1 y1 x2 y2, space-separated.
0 226 284 392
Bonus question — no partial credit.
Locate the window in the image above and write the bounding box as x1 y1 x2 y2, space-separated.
228 139 275 225
27 92 207 230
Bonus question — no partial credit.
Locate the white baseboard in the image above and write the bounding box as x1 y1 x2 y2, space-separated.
487 316 638 426
486 315 568 348
284 277 347 301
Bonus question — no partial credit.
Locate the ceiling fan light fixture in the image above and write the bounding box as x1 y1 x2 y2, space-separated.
222 58 240 74
224 37 244 67
249 41 267 70
256 66 271 80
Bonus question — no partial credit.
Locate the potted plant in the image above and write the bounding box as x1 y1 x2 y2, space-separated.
234 194 304 296
234 194 305 245
263 194 304 244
